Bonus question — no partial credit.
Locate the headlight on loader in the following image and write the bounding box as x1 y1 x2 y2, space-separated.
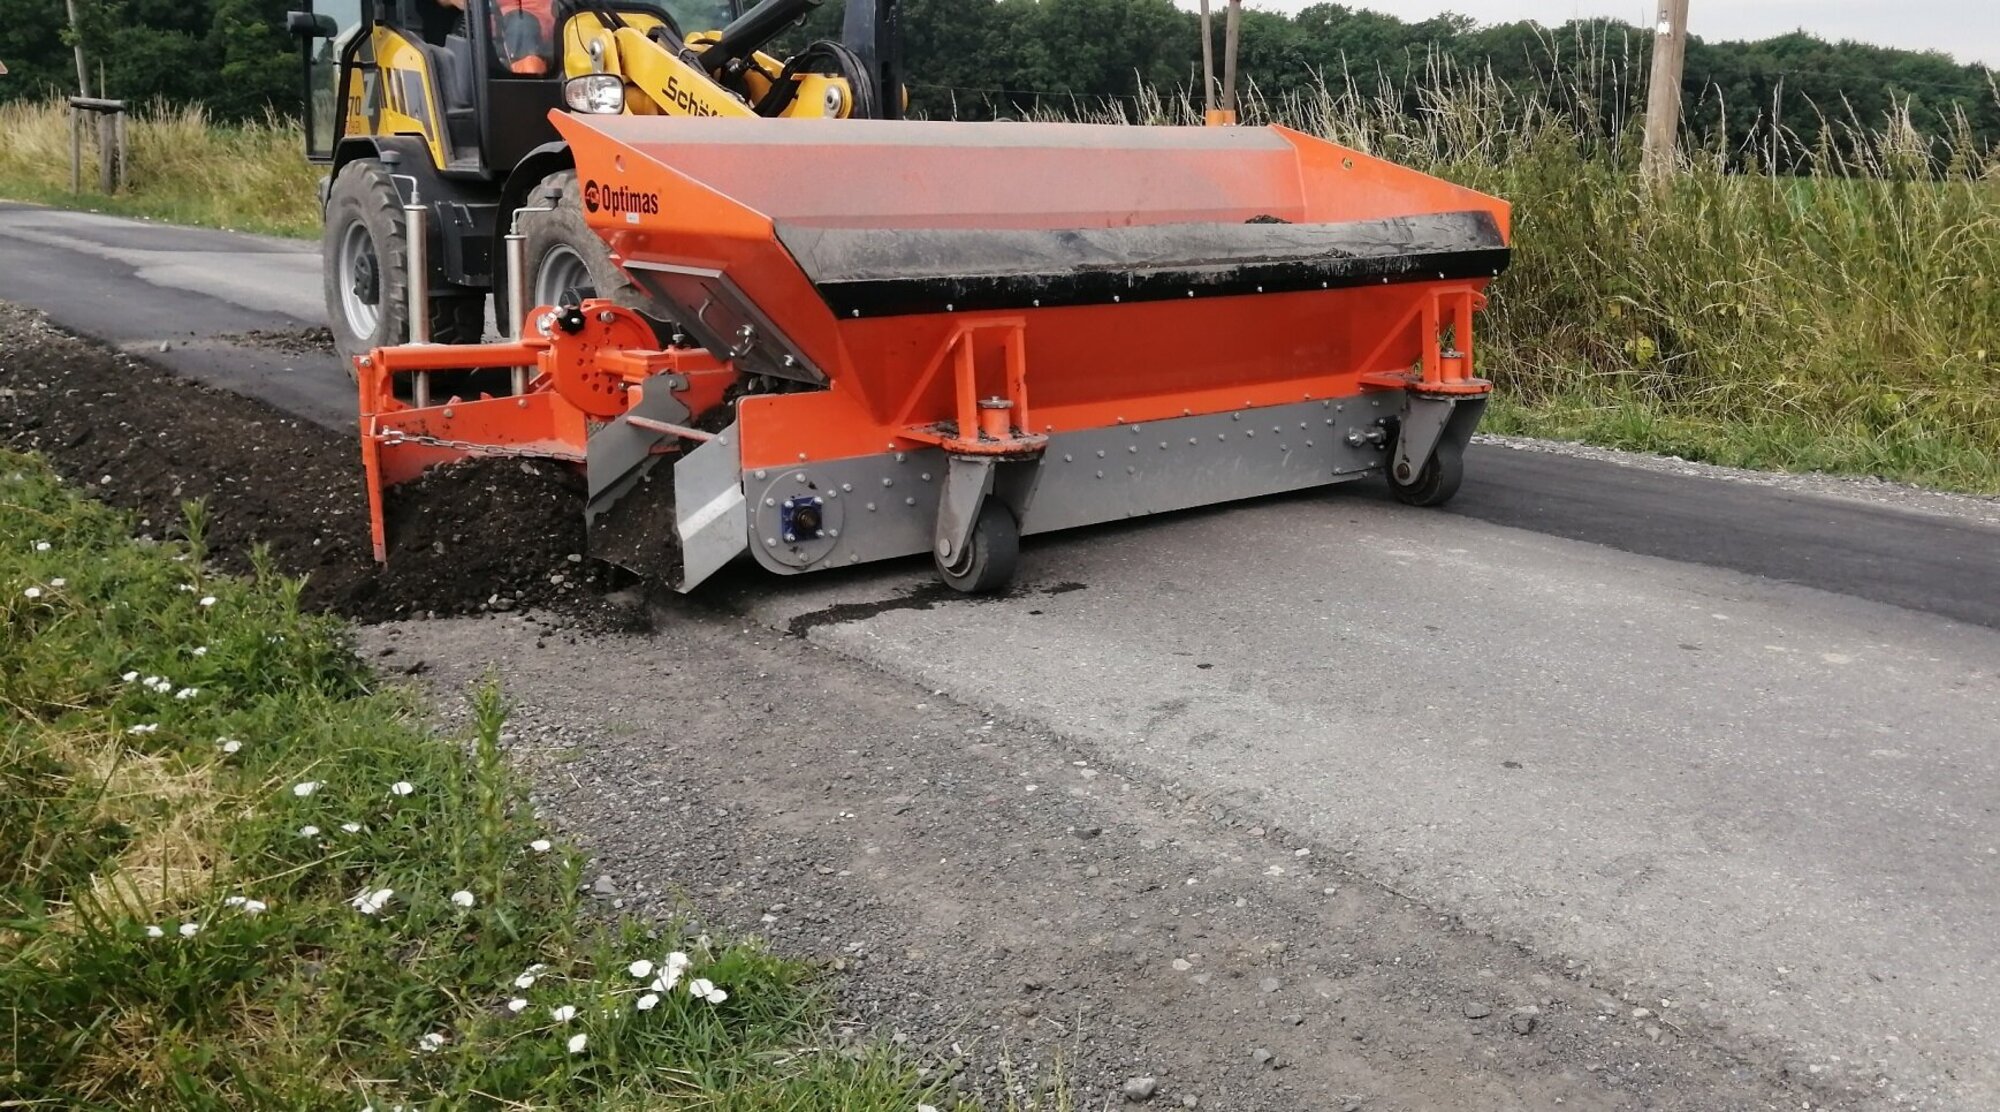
564 75 625 114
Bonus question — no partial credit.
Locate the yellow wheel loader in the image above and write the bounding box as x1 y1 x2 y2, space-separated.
286 0 902 363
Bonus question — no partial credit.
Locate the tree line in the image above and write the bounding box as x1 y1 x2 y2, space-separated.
4 0 1995 157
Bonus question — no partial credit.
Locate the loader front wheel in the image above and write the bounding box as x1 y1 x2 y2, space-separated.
1388 441 1464 507
935 502 1019 595
322 158 482 370
509 171 670 337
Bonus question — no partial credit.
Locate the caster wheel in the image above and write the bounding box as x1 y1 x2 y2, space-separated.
935 501 1019 594
1389 441 1464 507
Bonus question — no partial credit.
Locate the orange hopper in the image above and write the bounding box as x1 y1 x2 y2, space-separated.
358 115 1511 593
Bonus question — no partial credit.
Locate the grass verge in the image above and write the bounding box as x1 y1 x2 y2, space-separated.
0 99 320 237
0 450 961 1109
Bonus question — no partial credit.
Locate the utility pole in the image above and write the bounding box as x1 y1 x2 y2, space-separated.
65 0 92 97
1641 0 1689 181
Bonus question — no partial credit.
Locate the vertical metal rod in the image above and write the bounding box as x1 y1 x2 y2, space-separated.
1221 0 1241 118
1197 0 1215 120
404 199 431 408
504 231 529 394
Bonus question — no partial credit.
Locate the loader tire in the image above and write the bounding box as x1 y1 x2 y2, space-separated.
1388 440 1464 507
509 170 670 337
323 158 483 371
935 502 1019 595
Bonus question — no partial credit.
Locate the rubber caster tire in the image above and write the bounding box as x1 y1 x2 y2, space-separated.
935 502 1019 594
1389 442 1464 507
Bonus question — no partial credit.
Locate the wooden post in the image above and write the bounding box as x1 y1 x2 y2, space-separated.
1198 0 1215 120
1641 0 1690 182
98 111 118 193
70 109 82 193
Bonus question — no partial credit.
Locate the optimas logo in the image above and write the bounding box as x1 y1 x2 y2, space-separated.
582 179 661 218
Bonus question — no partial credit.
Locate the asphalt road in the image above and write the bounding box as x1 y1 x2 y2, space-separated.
5 199 1998 1107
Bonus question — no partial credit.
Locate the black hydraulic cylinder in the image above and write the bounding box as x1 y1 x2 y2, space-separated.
697 0 821 73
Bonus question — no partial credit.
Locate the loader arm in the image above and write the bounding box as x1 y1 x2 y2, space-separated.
563 0 871 121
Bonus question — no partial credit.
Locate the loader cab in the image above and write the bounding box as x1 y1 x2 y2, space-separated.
290 0 738 175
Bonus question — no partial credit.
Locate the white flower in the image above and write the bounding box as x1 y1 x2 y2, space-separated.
920 1105 940 1112
143 676 170 692
506 998 528 1013
122 671 139 682
224 895 247 906
450 890 476 908
650 950 690 992
389 781 414 797
241 899 267 915
529 839 551 853
627 959 654 979
22 587 41 599
199 596 217 607
635 992 660 1011
33 541 50 551
687 978 727 1005
126 723 158 735
178 922 200 938
350 887 394 915
192 646 208 657
292 781 321 797
549 1004 577 1023
417 1031 447 1052
513 972 538 989
299 825 321 837
566 1033 587 1054
219 739 242 754
174 687 199 700
50 578 65 588
340 822 363 834
144 925 164 938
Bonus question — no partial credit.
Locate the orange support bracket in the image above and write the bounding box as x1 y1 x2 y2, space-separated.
1357 286 1492 398
895 318 1048 458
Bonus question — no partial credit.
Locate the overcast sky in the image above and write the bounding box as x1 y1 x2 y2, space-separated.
1203 2 1999 69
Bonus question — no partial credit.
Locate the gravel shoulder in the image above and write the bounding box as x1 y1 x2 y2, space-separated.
360 607 1838 1111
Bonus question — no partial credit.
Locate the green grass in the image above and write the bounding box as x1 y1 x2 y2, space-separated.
0 99 320 237
0 451 966 1110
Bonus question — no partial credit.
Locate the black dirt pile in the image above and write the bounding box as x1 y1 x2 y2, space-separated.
0 304 639 626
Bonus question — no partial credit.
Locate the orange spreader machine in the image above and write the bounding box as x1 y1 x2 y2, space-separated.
359 114 1511 593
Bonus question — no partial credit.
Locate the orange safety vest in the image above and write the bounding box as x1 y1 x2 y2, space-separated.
495 0 557 75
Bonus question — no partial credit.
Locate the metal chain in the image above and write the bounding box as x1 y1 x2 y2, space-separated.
379 430 582 461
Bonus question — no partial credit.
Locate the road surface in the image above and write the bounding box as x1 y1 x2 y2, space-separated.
4 199 1997 1108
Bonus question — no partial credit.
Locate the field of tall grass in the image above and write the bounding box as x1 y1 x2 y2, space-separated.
0 99 320 236
2 61 1997 491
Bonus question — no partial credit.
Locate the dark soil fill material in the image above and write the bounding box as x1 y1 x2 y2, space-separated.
377 459 593 614
0 304 633 625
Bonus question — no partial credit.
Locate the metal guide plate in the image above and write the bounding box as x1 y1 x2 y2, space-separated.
744 394 1396 576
